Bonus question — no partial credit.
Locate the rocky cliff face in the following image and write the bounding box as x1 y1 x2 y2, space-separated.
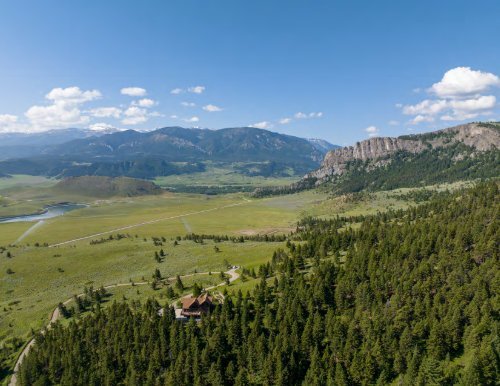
307 123 500 182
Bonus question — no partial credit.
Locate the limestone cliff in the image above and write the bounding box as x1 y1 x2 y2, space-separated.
307 123 500 182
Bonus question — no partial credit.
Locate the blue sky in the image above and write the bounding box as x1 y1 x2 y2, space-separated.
0 0 499 144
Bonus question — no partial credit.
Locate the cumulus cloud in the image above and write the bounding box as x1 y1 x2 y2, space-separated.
279 118 292 124
181 101 196 107
89 107 122 118
46 87 101 105
0 114 26 133
24 86 102 130
202 104 222 112
250 121 272 129
121 106 148 125
402 99 448 116
388 120 400 126
188 86 205 94
403 95 496 123
400 67 499 124
121 87 147 97
184 116 199 123
430 67 499 98
170 88 184 95
364 126 380 137
294 112 307 119
26 104 89 129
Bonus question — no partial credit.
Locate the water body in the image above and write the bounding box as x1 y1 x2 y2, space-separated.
0 203 87 223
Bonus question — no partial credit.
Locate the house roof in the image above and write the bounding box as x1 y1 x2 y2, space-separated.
181 294 213 309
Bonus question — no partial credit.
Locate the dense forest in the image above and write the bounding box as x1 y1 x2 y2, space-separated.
17 182 499 385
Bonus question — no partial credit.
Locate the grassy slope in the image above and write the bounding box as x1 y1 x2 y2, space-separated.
0 180 474 376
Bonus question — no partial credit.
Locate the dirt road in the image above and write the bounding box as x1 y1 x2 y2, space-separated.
9 267 240 385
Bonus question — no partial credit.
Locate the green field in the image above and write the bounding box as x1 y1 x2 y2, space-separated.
154 162 299 188
0 178 472 378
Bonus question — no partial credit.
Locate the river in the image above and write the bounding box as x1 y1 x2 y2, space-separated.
0 203 87 223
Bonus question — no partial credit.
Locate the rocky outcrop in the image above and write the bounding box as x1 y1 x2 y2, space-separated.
307 123 500 182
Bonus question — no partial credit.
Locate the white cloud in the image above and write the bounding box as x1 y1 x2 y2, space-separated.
89 122 116 132
388 120 400 126
449 95 496 113
25 86 102 130
121 106 148 125
412 115 435 124
294 111 323 119
430 67 499 98
364 126 380 137
0 114 26 133
89 107 122 118
250 121 272 129
279 118 292 124
402 94 496 124
170 114 178 119
26 104 89 129
402 99 448 116
46 87 101 105
121 87 147 97
184 116 199 123
181 101 196 107
133 98 156 108
188 86 205 94
170 88 184 95
411 115 434 124
202 104 222 112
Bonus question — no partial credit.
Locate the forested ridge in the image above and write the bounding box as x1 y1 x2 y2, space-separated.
17 182 499 385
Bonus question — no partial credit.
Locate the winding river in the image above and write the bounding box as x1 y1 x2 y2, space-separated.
0 203 87 223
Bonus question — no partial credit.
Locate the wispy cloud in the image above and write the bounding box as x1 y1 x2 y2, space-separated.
188 86 205 94
364 126 380 137
121 87 147 97
250 121 273 129
202 104 222 112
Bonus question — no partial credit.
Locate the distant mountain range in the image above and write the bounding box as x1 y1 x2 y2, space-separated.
0 128 121 160
0 127 338 179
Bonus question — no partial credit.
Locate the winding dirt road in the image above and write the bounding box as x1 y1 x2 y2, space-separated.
9 268 240 386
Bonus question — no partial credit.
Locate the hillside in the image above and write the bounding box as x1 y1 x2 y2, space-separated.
53 176 163 197
306 122 500 192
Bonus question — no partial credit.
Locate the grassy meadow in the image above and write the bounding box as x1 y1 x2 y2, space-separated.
0 176 472 376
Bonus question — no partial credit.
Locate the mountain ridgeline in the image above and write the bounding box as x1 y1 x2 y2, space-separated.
0 127 337 179
254 122 500 197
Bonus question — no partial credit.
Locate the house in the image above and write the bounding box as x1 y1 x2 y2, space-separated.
180 293 213 317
